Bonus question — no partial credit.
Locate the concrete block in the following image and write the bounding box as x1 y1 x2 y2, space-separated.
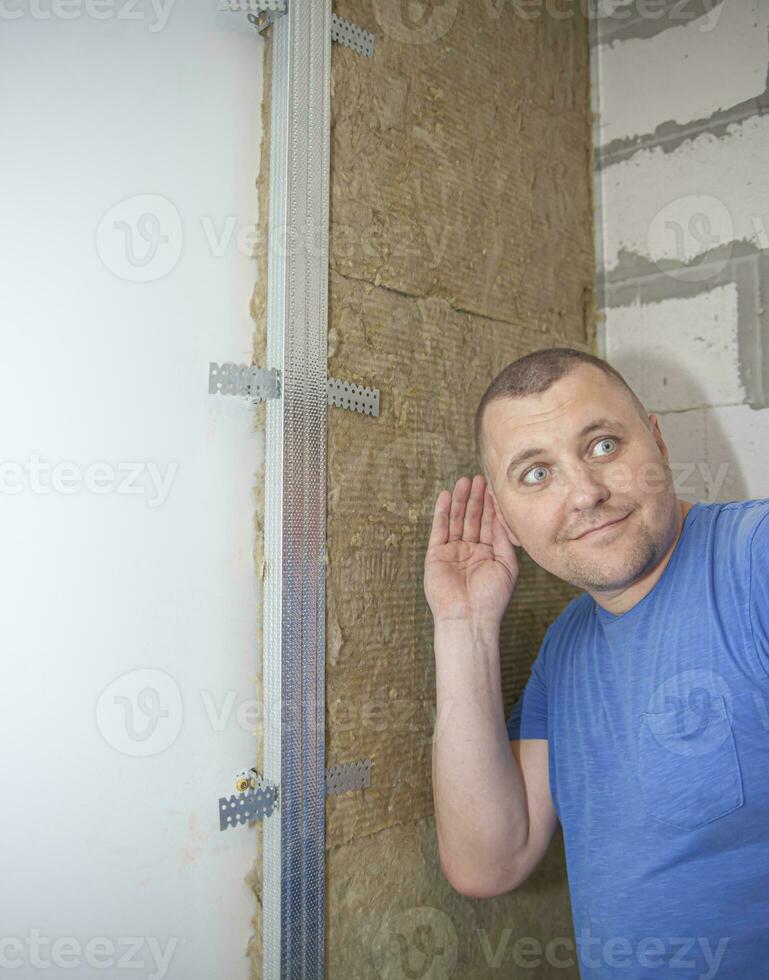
601 114 769 272
657 403 769 502
592 0 729 47
595 0 769 147
605 282 744 411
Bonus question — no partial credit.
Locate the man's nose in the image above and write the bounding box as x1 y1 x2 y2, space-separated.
560 461 611 510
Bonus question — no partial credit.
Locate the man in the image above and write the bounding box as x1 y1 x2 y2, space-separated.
425 347 769 979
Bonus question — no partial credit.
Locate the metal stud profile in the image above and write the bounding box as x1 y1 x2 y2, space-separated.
262 1 330 974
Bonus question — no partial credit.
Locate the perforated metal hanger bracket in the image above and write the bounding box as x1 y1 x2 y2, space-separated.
209 362 380 417
217 0 374 56
219 760 372 831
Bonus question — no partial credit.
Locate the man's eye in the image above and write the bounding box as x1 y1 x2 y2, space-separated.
522 465 549 486
593 436 619 457
521 437 620 485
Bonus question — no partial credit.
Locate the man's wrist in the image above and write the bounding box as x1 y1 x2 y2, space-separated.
433 615 501 649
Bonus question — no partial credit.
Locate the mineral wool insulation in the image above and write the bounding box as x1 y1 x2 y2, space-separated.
245 2 595 977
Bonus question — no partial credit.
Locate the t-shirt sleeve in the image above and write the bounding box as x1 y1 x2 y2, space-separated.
749 505 769 680
505 628 550 740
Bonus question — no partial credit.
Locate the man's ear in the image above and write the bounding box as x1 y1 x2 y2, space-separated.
649 413 670 463
489 489 521 548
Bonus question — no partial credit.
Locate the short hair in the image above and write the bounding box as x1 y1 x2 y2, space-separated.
474 347 650 470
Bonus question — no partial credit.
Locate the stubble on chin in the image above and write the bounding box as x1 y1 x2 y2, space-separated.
556 512 661 593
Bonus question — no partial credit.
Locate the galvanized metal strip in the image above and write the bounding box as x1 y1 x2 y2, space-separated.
208 362 281 401
220 761 371 831
209 362 377 416
330 12 374 57
325 759 371 796
327 376 379 416
217 0 285 11
263 1 331 977
219 784 278 830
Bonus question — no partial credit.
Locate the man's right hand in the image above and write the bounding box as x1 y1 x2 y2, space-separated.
424 473 520 626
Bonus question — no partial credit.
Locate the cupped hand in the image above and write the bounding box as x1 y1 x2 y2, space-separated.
423 473 520 625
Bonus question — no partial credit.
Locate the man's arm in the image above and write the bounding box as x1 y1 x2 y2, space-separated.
425 475 558 897
506 738 559 891
431 618 557 898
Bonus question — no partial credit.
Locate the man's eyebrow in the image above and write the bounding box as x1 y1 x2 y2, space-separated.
504 417 627 479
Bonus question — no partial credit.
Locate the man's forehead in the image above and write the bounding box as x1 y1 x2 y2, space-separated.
483 384 636 465
487 386 627 434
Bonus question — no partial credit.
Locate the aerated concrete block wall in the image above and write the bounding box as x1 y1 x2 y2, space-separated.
246 2 596 977
592 0 769 503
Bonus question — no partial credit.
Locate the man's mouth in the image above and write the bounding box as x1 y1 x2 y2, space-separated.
573 512 631 540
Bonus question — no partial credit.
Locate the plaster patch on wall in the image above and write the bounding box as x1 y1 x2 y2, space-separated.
594 0 769 149
602 251 769 411
601 114 769 272
592 0 727 47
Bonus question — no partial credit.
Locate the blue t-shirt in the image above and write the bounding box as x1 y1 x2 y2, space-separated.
506 499 769 979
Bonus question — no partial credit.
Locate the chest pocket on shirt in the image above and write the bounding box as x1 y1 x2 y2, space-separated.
636 693 744 831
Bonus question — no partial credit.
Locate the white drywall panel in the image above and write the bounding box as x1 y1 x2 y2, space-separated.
0 4 264 978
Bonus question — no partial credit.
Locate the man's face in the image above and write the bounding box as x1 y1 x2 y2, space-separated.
482 364 680 594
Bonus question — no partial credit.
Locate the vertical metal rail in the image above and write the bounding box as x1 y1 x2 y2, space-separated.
263 1 331 977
